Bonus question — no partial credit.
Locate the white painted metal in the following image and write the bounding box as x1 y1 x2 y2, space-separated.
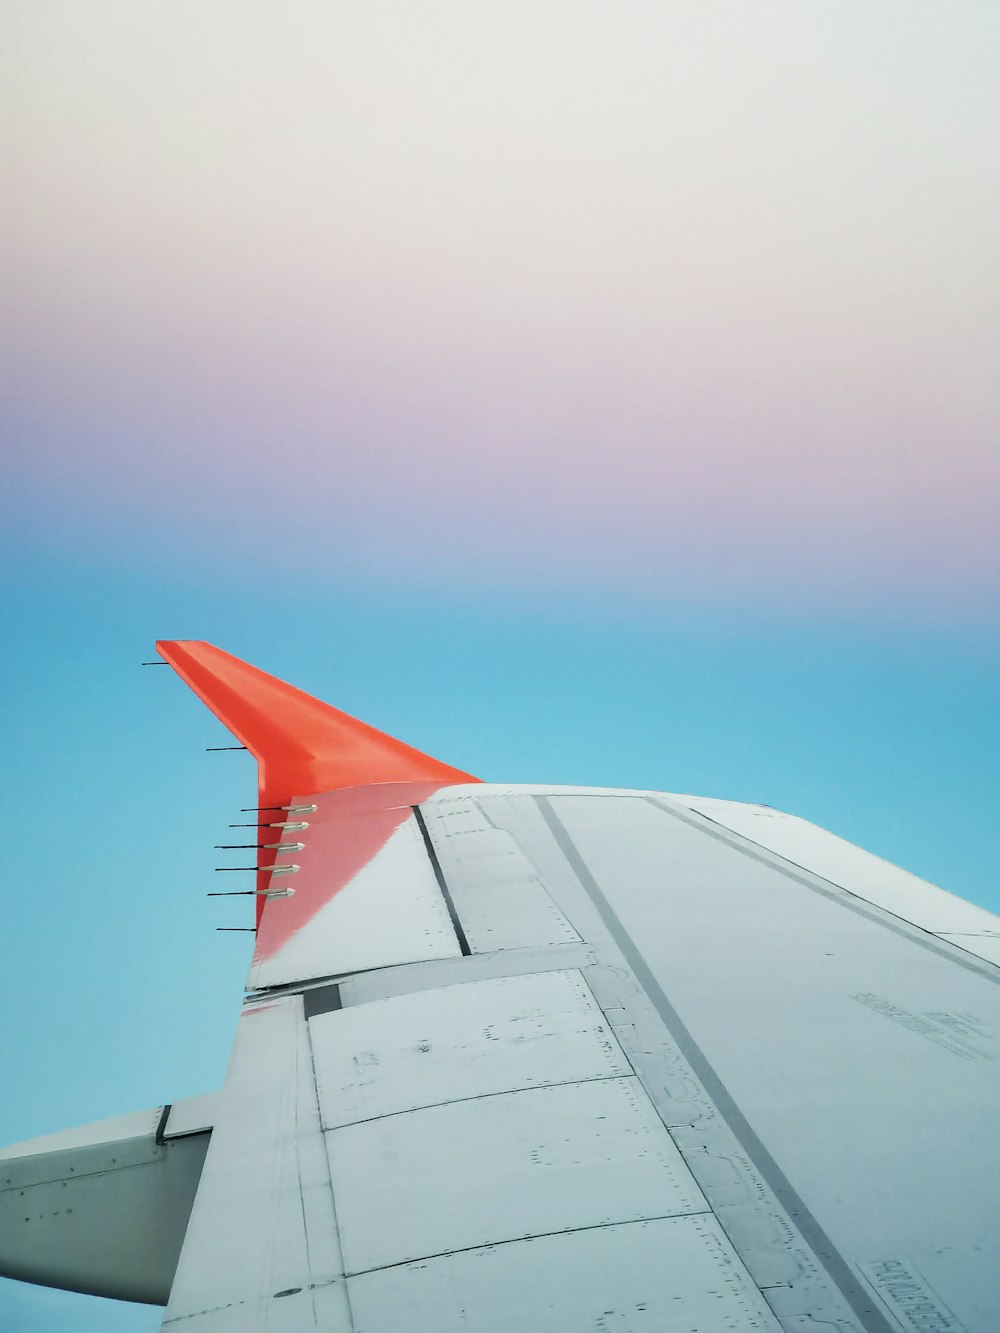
162 997 350 1329
676 794 1000 939
422 797 581 950
160 1283 349 1332
170 786 1000 1325
326 1076 708 1274
0 1106 162 1163
337 943 597 1007
938 932 1000 965
311 970 631 1127
0 1106 208 1304
347 1214 782 1332
249 815 462 990
163 1093 219 1139
542 792 1000 1331
12 779 1000 1329
451 873 582 949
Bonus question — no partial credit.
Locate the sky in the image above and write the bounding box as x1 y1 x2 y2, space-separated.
1 3 998 1328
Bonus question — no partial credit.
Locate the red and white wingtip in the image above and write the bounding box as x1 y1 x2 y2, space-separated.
155 640 479 921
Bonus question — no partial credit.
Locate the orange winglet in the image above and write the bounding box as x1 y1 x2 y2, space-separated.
155 640 479 924
155 640 479 799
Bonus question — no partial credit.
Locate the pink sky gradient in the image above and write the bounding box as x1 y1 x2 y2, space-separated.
5 2 999 617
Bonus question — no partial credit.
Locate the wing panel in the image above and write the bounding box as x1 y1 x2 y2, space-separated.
347 1215 782 1333
540 792 1000 1331
162 998 349 1329
676 795 1000 940
326 1077 709 1274
421 796 581 949
311 969 630 1128
154 781 1000 1329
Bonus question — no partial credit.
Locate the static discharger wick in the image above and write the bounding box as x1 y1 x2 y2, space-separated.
208 888 295 899
214 842 305 852
229 821 310 830
214 865 299 875
240 805 318 814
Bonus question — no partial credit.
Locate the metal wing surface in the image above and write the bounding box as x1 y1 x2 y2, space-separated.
159 783 1000 1331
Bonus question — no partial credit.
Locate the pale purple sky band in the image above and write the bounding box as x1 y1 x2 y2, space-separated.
5 2 999 619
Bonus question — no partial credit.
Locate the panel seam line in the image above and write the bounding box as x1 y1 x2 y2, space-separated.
323 1069 635 1132
413 804 472 956
343 1210 714 1280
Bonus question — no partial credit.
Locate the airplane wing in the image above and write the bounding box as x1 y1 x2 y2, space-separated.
3 642 998 1332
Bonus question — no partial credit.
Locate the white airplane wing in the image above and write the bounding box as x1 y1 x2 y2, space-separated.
3 641 998 1332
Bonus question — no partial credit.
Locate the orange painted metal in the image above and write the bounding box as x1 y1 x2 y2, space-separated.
155 640 478 923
